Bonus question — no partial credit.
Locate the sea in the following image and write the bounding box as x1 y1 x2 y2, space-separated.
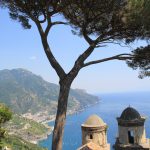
39 91 150 150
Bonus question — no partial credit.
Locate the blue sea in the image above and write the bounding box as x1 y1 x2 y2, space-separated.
39 91 150 150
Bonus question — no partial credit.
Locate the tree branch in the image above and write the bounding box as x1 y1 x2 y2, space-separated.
42 39 66 80
45 12 52 37
74 34 105 66
67 35 104 78
44 6 68 36
39 11 47 23
28 13 66 80
67 44 96 79
83 54 133 67
51 21 68 26
45 21 52 37
82 27 93 45
25 6 66 80
39 33 66 79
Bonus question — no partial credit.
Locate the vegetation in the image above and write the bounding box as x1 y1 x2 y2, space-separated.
1 0 150 149
4 114 51 141
124 0 150 78
0 69 99 114
0 103 12 149
1 135 47 150
0 103 12 124
0 103 48 150
128 46 150 78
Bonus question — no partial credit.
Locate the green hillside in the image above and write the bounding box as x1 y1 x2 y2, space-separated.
4 114 52 143
1 135 47 150
0 69 99 115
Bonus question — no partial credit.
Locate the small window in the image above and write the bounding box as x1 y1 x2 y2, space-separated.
90 134 93 139
128 130 134 144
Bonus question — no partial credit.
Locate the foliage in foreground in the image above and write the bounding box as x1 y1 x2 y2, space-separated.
4 114 51 139
0 103 12 149
0 103 12 125
0 103 47 150
1 135 47 150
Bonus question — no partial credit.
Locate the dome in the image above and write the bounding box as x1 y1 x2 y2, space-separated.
83 114 105 127
120 107 141 121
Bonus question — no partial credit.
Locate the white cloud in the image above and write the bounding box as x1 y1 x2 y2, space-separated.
29 56 37 60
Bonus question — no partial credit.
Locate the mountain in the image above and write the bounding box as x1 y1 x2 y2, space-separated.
0 68 99 114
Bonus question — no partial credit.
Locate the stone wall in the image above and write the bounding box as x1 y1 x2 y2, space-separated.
118 126 146 144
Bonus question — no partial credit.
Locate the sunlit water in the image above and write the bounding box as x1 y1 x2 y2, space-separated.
39 92 150 150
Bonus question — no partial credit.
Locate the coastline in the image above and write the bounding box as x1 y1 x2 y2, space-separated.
37 100 101 144
32 127 53 144
41 100 101 125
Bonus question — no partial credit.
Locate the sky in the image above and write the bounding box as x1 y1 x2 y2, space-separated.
0 9 150 94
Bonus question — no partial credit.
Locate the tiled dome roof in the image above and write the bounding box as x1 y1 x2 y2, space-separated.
120 107 141 121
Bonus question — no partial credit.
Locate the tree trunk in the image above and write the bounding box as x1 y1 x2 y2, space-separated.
52 79 72 150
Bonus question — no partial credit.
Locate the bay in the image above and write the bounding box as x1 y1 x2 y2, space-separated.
39 91 150 150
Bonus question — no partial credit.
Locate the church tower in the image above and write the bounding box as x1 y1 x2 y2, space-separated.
78 114 110 150
114 107 150 150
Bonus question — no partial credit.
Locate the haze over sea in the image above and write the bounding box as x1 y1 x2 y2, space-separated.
40 91 150 150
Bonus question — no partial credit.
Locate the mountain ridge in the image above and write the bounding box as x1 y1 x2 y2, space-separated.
0 68 99 115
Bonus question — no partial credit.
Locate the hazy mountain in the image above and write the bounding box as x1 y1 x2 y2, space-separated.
0 68 99 114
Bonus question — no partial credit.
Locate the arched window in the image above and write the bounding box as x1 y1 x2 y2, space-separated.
128 130 134 144
90 134 93 139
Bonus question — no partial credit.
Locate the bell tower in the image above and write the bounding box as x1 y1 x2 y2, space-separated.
78 114 110 150
114 107 150 150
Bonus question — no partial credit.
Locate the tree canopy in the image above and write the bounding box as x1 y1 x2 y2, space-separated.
62 0 150 43
1 0 150 41
125 0 150 78
128 45 150 78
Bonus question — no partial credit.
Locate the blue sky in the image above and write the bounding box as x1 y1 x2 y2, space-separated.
0 9 150 93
